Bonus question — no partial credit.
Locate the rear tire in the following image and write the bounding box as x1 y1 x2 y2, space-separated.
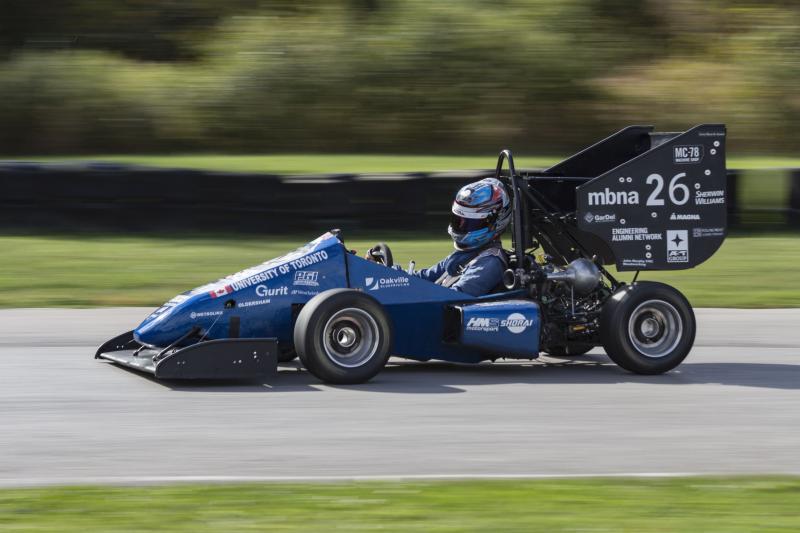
600 282 695 375
294 289 392 384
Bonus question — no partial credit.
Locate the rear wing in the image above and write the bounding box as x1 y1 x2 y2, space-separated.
513 124 727 271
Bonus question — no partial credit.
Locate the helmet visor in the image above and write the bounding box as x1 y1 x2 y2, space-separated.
449 213 491 234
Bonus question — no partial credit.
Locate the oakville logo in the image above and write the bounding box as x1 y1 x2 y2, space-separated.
365 276 410 291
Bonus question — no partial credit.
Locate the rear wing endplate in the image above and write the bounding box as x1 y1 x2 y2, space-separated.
574 124 727 271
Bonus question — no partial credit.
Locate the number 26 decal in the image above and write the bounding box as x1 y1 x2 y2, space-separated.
646 172 690 206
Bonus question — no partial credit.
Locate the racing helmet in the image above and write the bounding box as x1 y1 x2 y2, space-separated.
448 177 512 250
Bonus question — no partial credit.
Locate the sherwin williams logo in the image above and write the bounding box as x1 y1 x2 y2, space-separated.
501 313 533 334
365 276 410 291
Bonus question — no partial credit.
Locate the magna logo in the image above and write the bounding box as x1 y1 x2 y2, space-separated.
587 188 640 206
255 285 289 297
365 276 410 291
501 313 533 334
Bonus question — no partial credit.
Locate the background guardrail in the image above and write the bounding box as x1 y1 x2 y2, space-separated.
0 164 797 233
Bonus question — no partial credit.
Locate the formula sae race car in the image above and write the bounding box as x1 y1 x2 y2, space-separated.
96 124 728 384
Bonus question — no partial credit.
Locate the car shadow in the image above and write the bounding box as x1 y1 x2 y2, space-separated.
114 352 800 393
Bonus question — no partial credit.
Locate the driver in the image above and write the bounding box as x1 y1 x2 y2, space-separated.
370 177 512 296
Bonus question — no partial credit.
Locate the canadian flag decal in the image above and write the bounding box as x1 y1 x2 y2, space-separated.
209 285 232 298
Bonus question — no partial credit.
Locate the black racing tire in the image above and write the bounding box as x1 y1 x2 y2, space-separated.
294 289 392 384
545 343 594 357
600 281 695 375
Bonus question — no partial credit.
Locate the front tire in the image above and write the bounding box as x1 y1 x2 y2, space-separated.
600 282 695 375
294 289 392 384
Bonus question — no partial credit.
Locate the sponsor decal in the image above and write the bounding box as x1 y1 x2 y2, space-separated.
587 187 639 206
255 285 289 297
670 213 701 221
673 145 704 164
291 289 320 296
238 299 271 308
666 230 689 263
583 212 616 224
288 250 329 270
621 258 651 268
190 310 223 319
694 189 725 205
502 313 533 334
294 270 319 287
209 285 233 299
225 250 330 292
466 317 499 332
693 227 725 238
611 227 663 242
365 276 410 291
465 313 533 334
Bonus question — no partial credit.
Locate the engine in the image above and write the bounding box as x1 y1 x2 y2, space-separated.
504 255 614 354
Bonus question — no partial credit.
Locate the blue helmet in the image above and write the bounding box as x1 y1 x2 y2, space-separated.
448 177 512 250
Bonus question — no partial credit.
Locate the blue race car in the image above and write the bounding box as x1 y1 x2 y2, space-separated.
96 124 728 384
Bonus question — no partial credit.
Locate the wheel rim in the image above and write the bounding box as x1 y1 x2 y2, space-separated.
322 308 380 368
627 299 683 358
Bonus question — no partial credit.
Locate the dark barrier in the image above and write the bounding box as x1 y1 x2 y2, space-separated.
0 164 789 233
0 163 492 233
726 169 740 228
790 169 800 227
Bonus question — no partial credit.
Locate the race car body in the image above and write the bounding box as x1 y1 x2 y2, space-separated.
97 124 726 383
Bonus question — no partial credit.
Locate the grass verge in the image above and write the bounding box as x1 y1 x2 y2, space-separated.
13 154 800 174
3 233 799 308
1 477 799 532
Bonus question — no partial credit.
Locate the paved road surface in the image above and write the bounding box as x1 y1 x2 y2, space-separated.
1 308 798 486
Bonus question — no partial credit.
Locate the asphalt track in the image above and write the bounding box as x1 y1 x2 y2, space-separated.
1 307 799 487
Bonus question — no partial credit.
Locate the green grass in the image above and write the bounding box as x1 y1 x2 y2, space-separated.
12 154 800 175
1 477 799 532
3 233 799 308
17 154 558 174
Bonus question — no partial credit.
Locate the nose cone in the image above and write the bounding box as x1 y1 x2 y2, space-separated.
134 294 204 347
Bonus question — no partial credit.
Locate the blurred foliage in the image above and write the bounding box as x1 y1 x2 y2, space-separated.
0 0 799 154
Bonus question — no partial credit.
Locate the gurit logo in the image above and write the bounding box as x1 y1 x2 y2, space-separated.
255 285 289 297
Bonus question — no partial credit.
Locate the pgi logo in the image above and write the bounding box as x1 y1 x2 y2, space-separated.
294 270 319 287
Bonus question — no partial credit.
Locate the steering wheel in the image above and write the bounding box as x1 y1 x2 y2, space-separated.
368 243 394 267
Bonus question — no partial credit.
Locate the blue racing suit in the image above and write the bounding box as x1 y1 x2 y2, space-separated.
412 241 507 297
